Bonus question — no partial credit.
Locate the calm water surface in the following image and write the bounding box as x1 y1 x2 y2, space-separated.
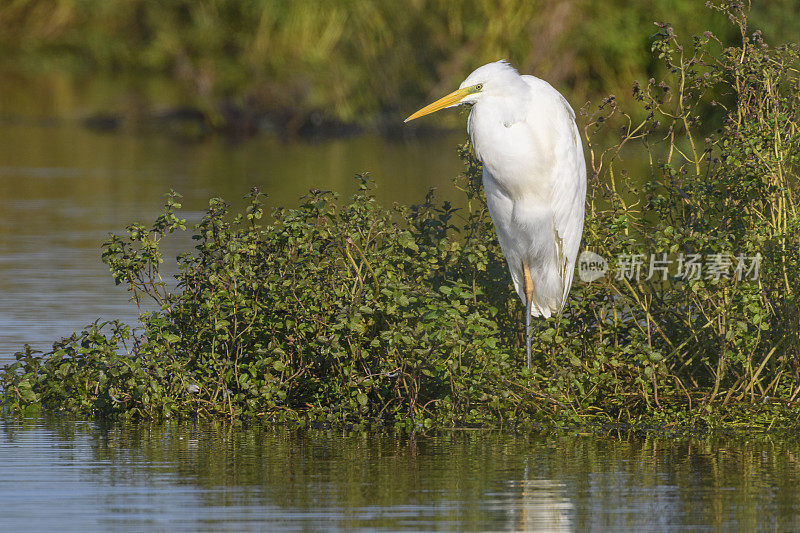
1 417 799 531
0 75 464 362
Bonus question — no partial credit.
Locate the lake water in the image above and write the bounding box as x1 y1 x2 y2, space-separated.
0 74 464 363
1 417 799 531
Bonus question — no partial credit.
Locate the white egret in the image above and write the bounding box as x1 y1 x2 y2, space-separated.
405 60 586 369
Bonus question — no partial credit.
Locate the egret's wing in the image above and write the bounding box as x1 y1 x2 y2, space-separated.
550 96 587 303
522 76 587 306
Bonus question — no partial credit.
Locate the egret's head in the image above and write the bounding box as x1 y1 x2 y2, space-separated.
404 60 520 123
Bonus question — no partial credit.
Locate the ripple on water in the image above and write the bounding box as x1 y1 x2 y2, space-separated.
1 418 799 531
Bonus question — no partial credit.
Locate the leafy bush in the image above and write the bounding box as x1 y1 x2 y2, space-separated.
2 170 535 426
2 4 799 429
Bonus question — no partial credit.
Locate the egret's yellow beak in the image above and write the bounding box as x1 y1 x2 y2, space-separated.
404 87 472 123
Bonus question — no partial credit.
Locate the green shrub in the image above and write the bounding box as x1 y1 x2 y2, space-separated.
2 171 535 426
2 4 799 429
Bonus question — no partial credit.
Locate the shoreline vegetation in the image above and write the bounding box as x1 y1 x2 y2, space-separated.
2 1 799 140
2 4 800 431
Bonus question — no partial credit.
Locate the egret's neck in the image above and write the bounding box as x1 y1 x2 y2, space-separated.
466 82 556 200
467 87 530 162
468 80 530 134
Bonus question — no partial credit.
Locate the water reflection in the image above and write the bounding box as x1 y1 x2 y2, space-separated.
1 418 799 531
495 477 572 531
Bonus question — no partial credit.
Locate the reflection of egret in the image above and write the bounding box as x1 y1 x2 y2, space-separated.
503 478 573 532
406 61 586 368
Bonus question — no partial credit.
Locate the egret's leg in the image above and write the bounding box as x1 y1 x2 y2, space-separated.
525 300 532 370
522 260 534 370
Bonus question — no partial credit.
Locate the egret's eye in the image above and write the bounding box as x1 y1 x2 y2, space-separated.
475 84 484 91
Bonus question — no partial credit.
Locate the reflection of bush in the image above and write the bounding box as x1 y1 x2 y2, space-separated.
2 5 800 428
1 1 797 131
8 419 799 530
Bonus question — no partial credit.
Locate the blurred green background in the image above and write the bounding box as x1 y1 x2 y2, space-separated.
2 0 797 135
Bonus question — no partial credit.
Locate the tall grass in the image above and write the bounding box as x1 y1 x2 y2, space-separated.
2 1 797 130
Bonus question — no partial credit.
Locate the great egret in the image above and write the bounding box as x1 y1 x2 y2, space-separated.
405 60 586 369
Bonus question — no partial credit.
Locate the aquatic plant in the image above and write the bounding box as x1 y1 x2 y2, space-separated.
2 4 799 429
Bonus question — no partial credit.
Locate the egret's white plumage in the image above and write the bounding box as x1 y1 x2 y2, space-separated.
405 60 587 367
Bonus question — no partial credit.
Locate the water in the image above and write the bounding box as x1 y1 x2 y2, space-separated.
0 417 798 531
0 74 464 362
